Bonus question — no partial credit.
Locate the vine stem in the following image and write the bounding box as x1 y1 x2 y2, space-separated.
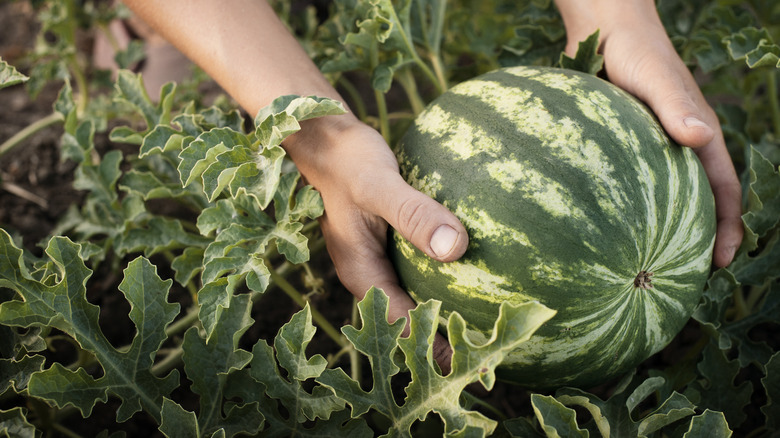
52 422 84 438
0 112 63 158
370 41 391 143
428 52 448 93
349 296 362 382
768 69 780 138
269 267 349 349
337 76 368 122
397 69 426 115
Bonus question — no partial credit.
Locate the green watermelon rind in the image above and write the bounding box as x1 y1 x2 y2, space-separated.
389 66 716 390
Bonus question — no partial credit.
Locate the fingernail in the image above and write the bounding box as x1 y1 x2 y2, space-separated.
683 117 708 129
430 225 458 258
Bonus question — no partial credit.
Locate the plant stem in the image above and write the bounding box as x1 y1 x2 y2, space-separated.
349 296 361 382
66 52 90 116
0 112 64 158
337 76 369 122
385 6 443 94
165 306 200 337
151 345 185 377
370 41 392 143
428 52 448 93
768 69 780 138
269 267 349 348
52 422 84 438
733 287 750 320
397 69 426 115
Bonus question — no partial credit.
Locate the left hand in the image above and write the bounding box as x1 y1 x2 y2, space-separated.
555 0 744 267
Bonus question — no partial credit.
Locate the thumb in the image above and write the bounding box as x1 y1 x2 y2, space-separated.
614 53 716 149
364 173 469 262
646 86 716 149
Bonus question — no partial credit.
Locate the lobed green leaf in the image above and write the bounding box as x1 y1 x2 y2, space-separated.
0 58 29 89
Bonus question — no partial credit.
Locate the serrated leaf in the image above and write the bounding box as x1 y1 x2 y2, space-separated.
692 29 732 72
223 371 371 438
272 221 310 264
319 288 556 437
273 171 324 223
197 195 275 236
638 392 697 436
159 398 200 438
0 58 29 89
172 247 205 287
139 125 188 158
531 394 588 438
115 70 175 128
61 119 96 164
182 293 257 435
196 276 238 338
693 269 738 349
226 145 287 208
115 217 209 257
556 373 696 437
685 344 752 427
119 169 194 200
730 231 780 287
0 355 45 394
761 352 780 430
503 417 546 438
0 234 180 422
114 39 145 70
683 410 732 438
724 27 780 68
253 95 347 147
559 29 603 75
245 305 345 423
178 127 249 188
741 146 780 251
0 407 35 438
73 149 123 203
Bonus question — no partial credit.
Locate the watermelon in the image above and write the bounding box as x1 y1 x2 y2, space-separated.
389 66 716 390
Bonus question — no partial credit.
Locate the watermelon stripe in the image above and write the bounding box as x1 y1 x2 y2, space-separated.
391 66 716 389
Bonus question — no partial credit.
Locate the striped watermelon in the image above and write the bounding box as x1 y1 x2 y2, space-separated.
389 66 716 390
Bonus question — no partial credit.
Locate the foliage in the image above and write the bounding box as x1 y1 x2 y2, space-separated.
0 0 778 436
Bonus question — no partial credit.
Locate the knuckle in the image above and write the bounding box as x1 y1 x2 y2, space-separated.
396 197 429 241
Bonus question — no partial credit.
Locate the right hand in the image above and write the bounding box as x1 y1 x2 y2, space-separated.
284 114 470 373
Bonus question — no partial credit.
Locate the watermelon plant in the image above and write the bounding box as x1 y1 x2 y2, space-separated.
0 0 778 437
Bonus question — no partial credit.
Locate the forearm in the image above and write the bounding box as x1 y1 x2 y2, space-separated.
554 0 663 44
123 0 340 114
122 0 363 177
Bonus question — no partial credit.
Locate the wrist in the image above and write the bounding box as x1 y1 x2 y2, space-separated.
555 0 662 47
282 112 374 183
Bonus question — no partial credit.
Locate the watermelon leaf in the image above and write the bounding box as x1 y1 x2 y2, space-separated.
180 293 263 436
555 374 696 437
0 58 29 89
0 407 36 438
685 344 752 427
0 232 180 422
559 29 604 75
530 394 588 438
318 287 556 436
683 410 733 437
761 352 780 430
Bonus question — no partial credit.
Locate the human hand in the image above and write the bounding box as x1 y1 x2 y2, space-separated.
284 114 469 373
556 0 744 267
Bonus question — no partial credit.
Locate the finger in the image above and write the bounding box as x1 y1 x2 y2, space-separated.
621 59 715 149
356 173 469 263
319 210 453 373
693 138 744 267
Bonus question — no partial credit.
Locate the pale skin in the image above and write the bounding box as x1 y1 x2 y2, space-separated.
123 0 743 373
